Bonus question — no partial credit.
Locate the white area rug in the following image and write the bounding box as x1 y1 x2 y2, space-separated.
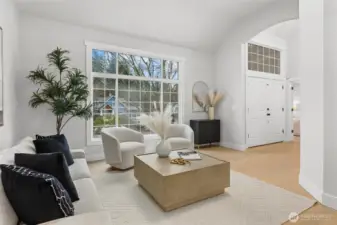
91 166 315 225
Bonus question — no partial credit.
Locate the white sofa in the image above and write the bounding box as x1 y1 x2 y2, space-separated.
0 137 111 225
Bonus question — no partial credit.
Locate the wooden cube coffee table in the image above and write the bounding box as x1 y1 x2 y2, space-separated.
134 150 230 211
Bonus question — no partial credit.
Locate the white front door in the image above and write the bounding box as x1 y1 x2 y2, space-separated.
247 77 285 147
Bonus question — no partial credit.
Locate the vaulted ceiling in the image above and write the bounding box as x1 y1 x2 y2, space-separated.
16 0 280 52
265 19 299 40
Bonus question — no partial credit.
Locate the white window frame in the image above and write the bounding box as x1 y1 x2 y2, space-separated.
245 41 287 81
85 41 185 145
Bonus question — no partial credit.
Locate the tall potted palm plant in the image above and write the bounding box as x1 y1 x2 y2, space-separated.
27 47 92 135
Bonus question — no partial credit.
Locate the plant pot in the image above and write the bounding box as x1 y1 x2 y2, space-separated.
156 139 171 158
208 107 215 120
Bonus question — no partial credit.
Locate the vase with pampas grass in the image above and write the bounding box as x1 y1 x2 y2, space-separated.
207 90 224 120
138 103 172 157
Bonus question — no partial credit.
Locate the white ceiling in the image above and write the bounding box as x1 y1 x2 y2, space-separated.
16 0 279 52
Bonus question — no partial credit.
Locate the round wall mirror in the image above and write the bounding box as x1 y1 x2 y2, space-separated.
192 81 208 112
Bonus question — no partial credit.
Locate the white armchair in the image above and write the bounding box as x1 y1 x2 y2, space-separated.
101 127 145 170
166 124 194 150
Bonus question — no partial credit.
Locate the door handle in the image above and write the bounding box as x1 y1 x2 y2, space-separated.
266 113 271 116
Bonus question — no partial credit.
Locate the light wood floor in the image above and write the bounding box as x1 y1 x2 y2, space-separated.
199 138 337 225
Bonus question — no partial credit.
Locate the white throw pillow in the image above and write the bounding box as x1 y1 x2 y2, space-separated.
0 137 36 165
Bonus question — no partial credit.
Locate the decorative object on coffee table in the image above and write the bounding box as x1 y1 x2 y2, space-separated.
190 119 220 148
170 158 190 165
134 150 230 211
138 103 172 158
27 47 92 135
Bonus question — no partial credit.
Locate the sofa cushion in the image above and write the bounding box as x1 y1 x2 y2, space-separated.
70 149 86 159
0 165 74 225
15 153 79 202
0 137 35 165
0 183 17 225
73 178 102 214
69 158 91 181
166 137 191 150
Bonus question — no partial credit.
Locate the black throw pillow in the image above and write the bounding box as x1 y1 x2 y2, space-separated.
36 134 70 149
34 135 74 166
15 153 79 202
0 164 74 225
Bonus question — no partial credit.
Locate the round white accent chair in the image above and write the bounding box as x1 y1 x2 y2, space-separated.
166 124 194 150
101 127 145 170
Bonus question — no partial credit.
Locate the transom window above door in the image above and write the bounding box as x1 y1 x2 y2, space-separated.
87 43 181 142
248 43 281 75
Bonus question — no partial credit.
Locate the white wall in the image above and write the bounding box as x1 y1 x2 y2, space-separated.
286 26 300 79
0 0 19 149
298 0 337 210
17 14 215 157
322 0 337 209
298 0 324 202
215 0 299 150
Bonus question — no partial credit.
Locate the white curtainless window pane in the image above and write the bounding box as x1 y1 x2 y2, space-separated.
92 49 116 74
92 79 117 137
118 53 161 78
93 77 104 89
247 43 281 75
163 60 179 80
163 82 179 123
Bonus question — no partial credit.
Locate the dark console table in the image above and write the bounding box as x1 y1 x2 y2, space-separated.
190 119 220 148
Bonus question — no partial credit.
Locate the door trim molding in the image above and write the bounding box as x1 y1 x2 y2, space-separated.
247 72 286 81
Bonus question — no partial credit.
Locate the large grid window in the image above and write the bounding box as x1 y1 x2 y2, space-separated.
248 43 281 75
89 47 180 139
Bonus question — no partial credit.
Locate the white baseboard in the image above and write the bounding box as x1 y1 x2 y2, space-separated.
322 192 337 210
220 142 247 151
299 173 323 202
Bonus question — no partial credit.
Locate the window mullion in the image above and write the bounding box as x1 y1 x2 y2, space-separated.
102 78 106 129
160 59 164 113
116 53 119 127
